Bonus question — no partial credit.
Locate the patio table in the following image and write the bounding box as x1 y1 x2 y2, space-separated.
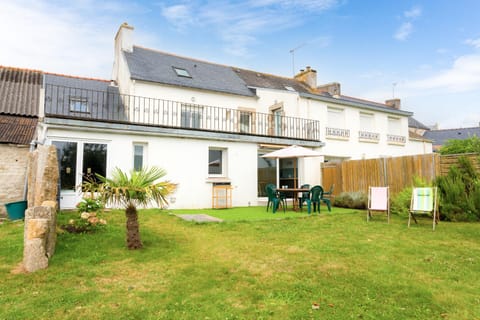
277 188 310 211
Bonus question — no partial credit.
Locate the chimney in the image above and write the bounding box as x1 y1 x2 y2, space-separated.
294 66 317 89
115 22 134 53
112 22 134 83
385 98 401 110
316 82 341 97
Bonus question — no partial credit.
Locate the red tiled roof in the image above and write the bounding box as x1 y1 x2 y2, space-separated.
0 114 37 144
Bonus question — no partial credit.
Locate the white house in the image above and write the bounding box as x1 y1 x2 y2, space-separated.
39 23 432 210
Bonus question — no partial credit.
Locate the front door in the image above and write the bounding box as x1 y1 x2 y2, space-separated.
53 141 108 209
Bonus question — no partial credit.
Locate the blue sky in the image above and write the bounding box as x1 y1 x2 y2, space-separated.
1 0 480 129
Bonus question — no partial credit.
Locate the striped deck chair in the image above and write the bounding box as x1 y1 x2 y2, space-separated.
367 187 390 223
408 187 438 230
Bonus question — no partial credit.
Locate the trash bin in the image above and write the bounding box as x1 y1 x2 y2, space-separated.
5 200 27 220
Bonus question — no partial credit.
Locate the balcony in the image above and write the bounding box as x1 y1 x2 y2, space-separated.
387 134 406 145
44 84 320 141
326 127 350 140
358 131 380 143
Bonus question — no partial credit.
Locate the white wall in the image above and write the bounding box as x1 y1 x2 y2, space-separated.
45 126 258 209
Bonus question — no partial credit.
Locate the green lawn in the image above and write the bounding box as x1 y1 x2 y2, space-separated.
0 207 479 319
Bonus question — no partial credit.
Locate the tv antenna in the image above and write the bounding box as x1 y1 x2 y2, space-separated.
289 43 306 76
392 82 397 98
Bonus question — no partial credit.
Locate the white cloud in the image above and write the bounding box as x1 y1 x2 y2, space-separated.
394 22 413 41
0 0 130 78
407 54 480 92
404 6 422 19
160 1 339 57
465 38 480 49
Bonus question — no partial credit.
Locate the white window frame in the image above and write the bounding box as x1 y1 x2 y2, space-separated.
69 97 89 113
133 143 147 171
208 147 227 176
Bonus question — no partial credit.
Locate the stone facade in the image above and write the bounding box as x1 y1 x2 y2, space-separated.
0 144 30 217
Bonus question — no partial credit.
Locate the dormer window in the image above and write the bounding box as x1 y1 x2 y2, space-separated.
173 67 191 78
69 97 89 113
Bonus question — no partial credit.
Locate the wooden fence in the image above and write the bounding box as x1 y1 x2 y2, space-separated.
322 153 480 196
321 153 441 196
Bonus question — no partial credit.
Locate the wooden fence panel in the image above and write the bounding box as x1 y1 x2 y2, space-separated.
439 153 480 176
322 153 441 195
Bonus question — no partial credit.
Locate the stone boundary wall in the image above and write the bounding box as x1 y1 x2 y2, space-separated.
0 144 30 217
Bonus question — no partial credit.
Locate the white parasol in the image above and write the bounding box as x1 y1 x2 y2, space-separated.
261 145 322 188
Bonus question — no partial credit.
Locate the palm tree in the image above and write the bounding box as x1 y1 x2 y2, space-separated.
84 166 176 250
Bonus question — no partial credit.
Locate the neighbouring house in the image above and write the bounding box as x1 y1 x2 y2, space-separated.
0 66 41 217
423 126 480 151
36 23 432 209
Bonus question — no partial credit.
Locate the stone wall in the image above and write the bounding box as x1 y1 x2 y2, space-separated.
0 144 30 217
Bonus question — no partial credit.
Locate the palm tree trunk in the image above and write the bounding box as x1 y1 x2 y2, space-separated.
125 204 142 250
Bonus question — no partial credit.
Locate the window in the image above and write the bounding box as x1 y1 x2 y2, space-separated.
273 108 283 135
82 143 107 185
69 97 89 113
257 150 277 197
133 144 146 171
53 141 78 191
284 86 296 92
359 112 374 131
327 107 345 129
181 104 203 128
173 67 191 78
388 116 402 135
209 148 225 175
239 111 251 133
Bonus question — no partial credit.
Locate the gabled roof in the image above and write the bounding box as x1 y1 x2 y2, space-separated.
0 66 42 116
423 127 480 146
408 117 430 130
124 46 255 97
122 46 413 116
0 114 37 144
233 68 311 93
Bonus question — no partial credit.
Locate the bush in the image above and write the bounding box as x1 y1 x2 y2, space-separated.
61 197 107 233
435 156 480 221
390 176 431 217
334 191 367 209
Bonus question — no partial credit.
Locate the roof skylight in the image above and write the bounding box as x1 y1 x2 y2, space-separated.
285 86 296 92
173 67 191 78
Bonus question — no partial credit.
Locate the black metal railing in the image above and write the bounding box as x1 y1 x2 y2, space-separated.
44 84 321 141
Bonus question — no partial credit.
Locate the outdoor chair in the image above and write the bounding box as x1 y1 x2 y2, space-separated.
298 184 310 212
323 184 335 201
310 185 332 213
265 183 286 213
367 186 390 223
409 187 438 230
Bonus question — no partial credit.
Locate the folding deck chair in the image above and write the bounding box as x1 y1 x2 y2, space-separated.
367 186 390 223
408 187 438 230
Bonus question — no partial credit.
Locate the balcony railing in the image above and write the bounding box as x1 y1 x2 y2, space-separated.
44 84 320 141
387 134 406 144
358 131 380 142
326 127 350 139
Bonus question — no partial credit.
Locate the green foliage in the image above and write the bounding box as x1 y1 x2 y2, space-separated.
439 135 480 154
334 191 367 209
76 197 103 213
83 166 177 209
390 176 431 216
435 156 480 221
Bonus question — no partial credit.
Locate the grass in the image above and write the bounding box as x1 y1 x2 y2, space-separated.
0 206 479 319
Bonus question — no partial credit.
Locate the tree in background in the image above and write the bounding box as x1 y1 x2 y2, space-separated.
439 136 480 155
83 167 177 249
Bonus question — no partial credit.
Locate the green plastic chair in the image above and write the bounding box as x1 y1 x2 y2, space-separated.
310 185 332 213
265 184 285 213
298 184 311 212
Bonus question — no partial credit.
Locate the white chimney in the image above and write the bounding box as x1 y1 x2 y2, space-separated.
112 22 134 83
115 22 134 53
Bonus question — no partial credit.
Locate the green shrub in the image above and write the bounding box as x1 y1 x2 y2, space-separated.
390 176 431 217
435 156 480 222
334 191 367 209
76 197 103 213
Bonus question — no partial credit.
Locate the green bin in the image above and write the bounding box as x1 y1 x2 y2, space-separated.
5 200 27 220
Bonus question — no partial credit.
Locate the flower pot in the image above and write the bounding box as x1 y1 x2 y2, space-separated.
5 200 27 220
